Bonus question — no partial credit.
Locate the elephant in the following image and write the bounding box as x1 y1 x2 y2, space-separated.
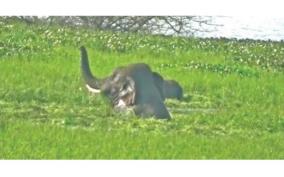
80 46 183 119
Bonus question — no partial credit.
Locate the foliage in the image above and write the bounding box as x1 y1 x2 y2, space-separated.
1 16 216 35
1 20 284 70
0 20 284 159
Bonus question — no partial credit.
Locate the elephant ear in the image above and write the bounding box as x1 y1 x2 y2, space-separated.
152 72 165 100
116 76 136 107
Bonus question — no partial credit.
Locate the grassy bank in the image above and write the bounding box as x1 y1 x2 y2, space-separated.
0 20 284 159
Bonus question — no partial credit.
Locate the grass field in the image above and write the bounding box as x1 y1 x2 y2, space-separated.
0 19 284 159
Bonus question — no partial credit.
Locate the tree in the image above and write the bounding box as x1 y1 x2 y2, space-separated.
1 16 220 36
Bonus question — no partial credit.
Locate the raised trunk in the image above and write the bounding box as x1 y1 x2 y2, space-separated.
80 46 102 92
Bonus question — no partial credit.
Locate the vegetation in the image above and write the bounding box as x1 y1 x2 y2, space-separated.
2 16 216 35
0 20 284 159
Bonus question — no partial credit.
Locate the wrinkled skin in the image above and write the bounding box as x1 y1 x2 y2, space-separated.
80 46 183 119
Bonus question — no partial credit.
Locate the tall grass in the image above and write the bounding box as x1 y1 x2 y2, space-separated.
0 20 284 159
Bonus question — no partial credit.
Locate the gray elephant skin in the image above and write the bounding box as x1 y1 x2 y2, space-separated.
80 46 183 119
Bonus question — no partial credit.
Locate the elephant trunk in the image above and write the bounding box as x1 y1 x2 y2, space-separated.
80 46 102 93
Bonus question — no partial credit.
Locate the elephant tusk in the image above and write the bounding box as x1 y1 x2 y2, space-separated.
86 84 101 93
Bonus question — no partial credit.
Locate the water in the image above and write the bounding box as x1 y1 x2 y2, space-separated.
193 16 284 41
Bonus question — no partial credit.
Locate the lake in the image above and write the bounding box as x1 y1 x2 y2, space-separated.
193 16 284 41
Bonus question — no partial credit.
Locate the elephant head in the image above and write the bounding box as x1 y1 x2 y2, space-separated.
80 46 183 119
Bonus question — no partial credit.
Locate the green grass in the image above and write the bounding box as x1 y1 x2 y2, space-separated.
0 19 284 159
1 120 284 159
